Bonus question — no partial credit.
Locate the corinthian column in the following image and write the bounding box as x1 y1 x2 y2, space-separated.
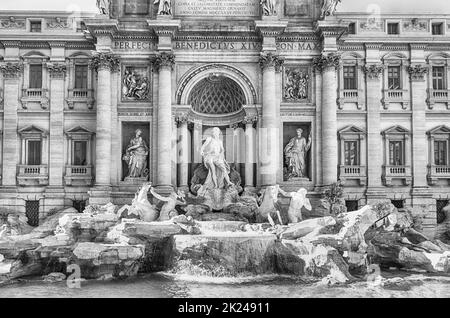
259 52 283 186
243 116 257 188
154 52 175 189
89 53 119 204
313 53 340 186
176 115 189 191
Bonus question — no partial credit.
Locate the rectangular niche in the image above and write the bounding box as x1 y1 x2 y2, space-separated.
284 0 311 16
283 65 311 103
121 65 152 102
122 122 150 182
124 0 150 15
283 122 312 182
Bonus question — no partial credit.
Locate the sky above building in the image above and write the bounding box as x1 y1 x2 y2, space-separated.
0 0 448 14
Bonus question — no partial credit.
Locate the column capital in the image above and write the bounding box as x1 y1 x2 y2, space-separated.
89 52 120 73
46 63 67 79
259 52 284 71
408 64 429 82
313 53 341 72
175 114 189 127
363 64 385 80
242 116 258 128
0 62 23 79
154 52 175 71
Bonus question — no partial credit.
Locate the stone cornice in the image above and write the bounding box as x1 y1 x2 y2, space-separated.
259 52 284 71
255 20 288 38
46 63 67 79
48 42 67 48
363 64 385 79
364 43 383 50
154 52 175 71
89 52 120 72
147 19 182 38
312 53 341 72
1 40 21 48
407 64 429 81
314 21 348 39
0 62 23 79
242 115 258 128
84 19 119 39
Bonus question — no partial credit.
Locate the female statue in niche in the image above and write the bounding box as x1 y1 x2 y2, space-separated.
284 128 312 179
123 129 149 179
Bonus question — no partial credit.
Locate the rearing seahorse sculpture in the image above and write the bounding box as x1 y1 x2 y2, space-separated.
117 182 159 222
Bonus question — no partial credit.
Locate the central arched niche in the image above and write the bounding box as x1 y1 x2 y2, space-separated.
188 74 246 115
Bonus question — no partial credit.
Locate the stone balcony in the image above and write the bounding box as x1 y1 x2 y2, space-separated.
66 89 95 109
427 89 450 109
20 88 50 110
382 165 412 186
337 89 365 110
339 165 367 185
64 165 94 186
382 89 410 110
428 165 450 185
17 165 49 186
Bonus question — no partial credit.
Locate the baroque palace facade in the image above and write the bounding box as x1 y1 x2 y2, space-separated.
0 0 449 238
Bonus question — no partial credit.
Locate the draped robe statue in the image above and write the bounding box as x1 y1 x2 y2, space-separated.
123 129 149 179
284 128 312 178
154 0 172 15
261 0 276 16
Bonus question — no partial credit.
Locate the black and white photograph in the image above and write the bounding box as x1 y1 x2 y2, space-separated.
0 0 449 303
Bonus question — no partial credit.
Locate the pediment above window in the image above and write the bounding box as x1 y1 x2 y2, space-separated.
382 125 410 137
18 125 48 138
65 126 95 138
338 125 366 140
428 125 450 136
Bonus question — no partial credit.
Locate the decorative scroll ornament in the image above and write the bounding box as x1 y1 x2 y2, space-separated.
0 62 23 78
154 0 172 16
320 0 341 20
312 53 341 72
89 52 120 72
0 17 25 29
259 52 284 71
47 63 67 79
154 52 175 71
403 18 427 32
407 64 429 81
260 0 276 16
363 64 384 79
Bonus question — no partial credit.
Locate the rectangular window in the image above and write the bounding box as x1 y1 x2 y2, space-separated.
345 200 359 212
74 65 88 89
388 66 401 90
348 23 356 34
389 141 404 166
25 201 40 227
29 65 43 89
344 140 359 166
391 200 405 209
387 23 399 35
73 141 88 166
343 66 357 90
432 23 443 35
434 140 448 166
432 66 445 90
27 140 42 165
30 21 42 33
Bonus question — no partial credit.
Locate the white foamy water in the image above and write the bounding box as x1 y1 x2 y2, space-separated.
0 272 449 298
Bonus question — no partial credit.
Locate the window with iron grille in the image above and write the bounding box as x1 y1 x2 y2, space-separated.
344 140 359 166
73 200 87 213
387 23 399 35
388 66 401 89
391 200 404 209
432 66 445 90
432 23 443 35
25 201 40 227
30 21 41 33
74 65 88 89
345 200 359 212
29 64 43 89
343 66 357 90
434 140 448 166
389 141 404 166
348 23 356 34
27 140 42 165
437 200 449 224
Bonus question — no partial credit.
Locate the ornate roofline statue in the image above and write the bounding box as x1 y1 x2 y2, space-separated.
154 0 172 16
320 0 341 19
96 0 110 16
260 0 276 16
